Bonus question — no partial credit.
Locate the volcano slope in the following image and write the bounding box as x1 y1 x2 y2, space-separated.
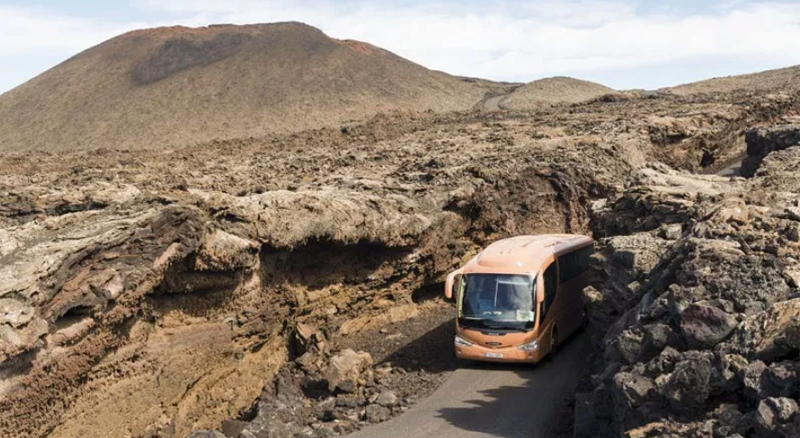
0 22 492 153
0 89 799 438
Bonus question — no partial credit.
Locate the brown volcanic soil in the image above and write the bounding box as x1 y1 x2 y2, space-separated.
665 65 800 95
0 22 494 153
1 86 800 438
501 76 615 110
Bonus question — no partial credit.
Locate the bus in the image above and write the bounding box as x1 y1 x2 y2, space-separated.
445 234 593 363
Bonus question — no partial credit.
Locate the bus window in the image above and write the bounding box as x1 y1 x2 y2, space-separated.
542 262 557 318
558 245 593 284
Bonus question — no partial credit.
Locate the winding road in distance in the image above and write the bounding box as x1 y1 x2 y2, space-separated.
351 333 591 438
483 95 506 111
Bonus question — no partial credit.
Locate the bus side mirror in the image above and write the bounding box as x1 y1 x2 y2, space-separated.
445 272 460 300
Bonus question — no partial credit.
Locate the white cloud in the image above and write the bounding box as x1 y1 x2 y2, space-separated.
0 6 127 55
2 0 800 92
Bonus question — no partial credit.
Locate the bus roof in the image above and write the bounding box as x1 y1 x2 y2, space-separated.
462 234 592 275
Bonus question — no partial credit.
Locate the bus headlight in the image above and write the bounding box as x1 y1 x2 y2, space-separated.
517 340 539 351
455 336 473 347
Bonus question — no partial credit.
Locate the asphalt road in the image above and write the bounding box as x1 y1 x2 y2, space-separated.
351 332 591 438
716 159 743 176
483 95 506 111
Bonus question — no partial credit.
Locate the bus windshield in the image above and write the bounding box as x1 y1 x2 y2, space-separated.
458 274 536 331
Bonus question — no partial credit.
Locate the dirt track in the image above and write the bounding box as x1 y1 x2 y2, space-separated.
350 333 590 438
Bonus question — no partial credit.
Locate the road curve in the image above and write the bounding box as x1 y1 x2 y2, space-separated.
483 95 506 111
716 158 743 177
351 333 591 438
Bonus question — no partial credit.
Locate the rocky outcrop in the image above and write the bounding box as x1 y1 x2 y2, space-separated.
742 124 800 177
577 134 800 438
0 187 444 437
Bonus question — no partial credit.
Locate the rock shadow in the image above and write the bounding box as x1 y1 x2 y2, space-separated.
377 317 458 374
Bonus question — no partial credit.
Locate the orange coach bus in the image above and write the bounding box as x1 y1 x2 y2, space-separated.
444 234 593 363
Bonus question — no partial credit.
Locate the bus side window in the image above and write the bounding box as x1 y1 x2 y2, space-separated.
558 245 593 284
542 262 557 318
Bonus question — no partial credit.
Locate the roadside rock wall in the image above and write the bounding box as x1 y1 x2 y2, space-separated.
577 127 800 438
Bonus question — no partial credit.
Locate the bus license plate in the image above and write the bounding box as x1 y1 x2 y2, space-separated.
484 352 504 358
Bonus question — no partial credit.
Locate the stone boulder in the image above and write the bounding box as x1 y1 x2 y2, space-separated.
730 299 800 362
364 404 391 423
678 304 737 350
640 323 682 359
241 403 295 438
324 349 373 393
661 355 713 413
766 362 800 398
741 360 771 402
754 397 800 438
295 323 327 356
594 165 741 236
373 390 398 407
612 372 656 409
713 404 751 438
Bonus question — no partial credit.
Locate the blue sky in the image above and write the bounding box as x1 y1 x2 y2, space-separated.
2 0 800 93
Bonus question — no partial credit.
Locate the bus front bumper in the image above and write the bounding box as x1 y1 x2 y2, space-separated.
455 343 545 363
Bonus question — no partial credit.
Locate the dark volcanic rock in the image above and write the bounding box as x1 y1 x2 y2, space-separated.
662 355 713 413
612 372 656 409
743 124 800 177
580 148 800 437
754 397 800 438
678 303 737 350
364 404 391 423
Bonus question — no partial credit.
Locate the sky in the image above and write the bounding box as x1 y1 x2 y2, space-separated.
2 0 800 94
